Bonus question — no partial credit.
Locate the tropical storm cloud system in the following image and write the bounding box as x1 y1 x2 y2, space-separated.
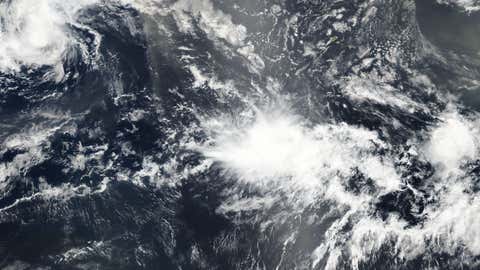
1 0 480 269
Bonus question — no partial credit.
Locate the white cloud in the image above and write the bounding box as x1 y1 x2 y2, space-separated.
0 0 99 78
199 111 402 210
425 111 478 174
193 105 480 268
172 0 247 47
437 0 480 12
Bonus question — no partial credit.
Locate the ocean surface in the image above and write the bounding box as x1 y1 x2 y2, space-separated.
1 0 480 269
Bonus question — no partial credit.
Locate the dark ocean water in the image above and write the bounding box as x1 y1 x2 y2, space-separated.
1 0 480 269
